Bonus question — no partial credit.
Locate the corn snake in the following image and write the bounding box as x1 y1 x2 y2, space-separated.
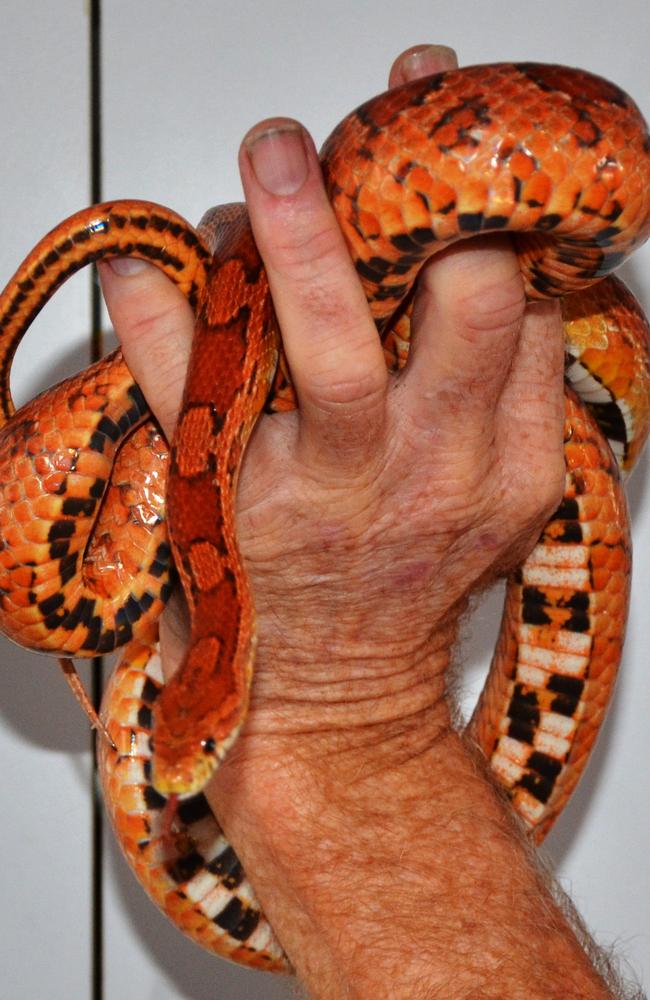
0 62 649 973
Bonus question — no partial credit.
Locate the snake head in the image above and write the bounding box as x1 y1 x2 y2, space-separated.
149 633 251 797
150 731 229 797
149 715 244 797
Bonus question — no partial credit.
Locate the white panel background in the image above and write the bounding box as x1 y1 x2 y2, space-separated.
0 1 648 997
0 3 94 999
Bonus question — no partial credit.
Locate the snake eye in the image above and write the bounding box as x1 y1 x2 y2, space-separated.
202 737 216 755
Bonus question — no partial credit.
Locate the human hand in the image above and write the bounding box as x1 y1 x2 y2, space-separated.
96 47 624 1000
99 44 565 772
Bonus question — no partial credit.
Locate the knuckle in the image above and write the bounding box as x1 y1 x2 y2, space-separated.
270 218 345 283
121 298 188 344
454 272 525 344
423 237 526 347
116 299 191 436
120 302 192 380
268 218 369 331
307 367 386 410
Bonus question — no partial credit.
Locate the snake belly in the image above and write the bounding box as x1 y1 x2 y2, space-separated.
0 63 649 972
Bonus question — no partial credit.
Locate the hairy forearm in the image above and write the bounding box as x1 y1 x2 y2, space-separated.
207 705 621 999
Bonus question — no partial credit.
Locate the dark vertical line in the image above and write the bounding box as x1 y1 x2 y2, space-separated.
89 3 104 1000
90 0 103 365
91 658 104 1000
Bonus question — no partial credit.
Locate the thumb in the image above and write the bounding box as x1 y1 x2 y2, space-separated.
98 258 194 440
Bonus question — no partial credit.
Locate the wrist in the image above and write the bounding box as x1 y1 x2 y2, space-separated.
160 590 458 746
207 723 612 999
247 626 454 743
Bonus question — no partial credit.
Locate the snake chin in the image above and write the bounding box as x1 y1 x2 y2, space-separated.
150 725 240 797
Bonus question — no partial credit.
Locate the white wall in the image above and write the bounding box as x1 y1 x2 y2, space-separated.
1 1 648 997
0 5 94 998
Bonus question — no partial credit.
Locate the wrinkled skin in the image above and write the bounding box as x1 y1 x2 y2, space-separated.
98 42 575 998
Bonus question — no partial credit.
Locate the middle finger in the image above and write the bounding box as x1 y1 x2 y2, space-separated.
239 119 388 464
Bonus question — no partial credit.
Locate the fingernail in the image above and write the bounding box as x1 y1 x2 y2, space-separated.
244 121 309 196
398 45 458 83
105 256 151 276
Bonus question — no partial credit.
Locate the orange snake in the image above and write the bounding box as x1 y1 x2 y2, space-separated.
0 63 649 972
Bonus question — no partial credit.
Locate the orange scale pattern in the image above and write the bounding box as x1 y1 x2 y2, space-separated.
0 62 649 971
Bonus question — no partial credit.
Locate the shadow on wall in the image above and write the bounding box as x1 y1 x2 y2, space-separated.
0 638 91 755
542 668 628 866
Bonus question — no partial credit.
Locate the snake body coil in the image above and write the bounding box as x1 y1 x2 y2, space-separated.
0 63 649 972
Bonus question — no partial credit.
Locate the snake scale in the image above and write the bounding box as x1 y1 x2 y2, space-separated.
0 63 649 972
